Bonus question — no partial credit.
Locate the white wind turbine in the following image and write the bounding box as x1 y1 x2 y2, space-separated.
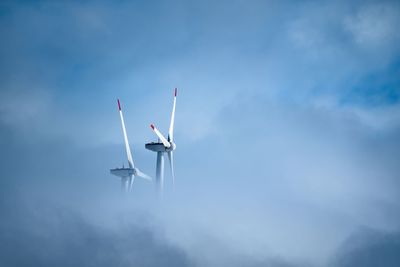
110 99 151 192
145 88 177 195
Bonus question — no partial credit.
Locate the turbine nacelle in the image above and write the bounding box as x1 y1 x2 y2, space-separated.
110 167 134 177
145 141 176 152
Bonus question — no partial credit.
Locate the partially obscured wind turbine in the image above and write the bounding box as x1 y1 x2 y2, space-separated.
110 99 151 192
145 88 177 194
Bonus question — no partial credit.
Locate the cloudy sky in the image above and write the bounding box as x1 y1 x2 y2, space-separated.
1 0 400 266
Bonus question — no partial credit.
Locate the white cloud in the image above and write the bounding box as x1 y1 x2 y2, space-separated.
344 2 400 49
0 87 51 130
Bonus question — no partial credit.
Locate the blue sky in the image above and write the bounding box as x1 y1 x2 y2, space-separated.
1 1 400 266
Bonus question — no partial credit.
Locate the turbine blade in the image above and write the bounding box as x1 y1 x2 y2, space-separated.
128 175 135 192
167 151 175 188
150 124 170 148
135 168 152 181
168 88 177 142
118 99 134 168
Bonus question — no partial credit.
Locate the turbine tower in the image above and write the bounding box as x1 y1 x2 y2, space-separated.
145 88 177 195
110 99 151 192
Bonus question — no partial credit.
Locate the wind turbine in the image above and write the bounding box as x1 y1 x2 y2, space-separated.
145 88 177 195
110 99 151 192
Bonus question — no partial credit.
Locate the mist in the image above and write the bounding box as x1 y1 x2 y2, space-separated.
1 1 400 266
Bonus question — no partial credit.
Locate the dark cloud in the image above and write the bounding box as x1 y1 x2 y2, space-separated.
0 196 192 267
331 228 400 267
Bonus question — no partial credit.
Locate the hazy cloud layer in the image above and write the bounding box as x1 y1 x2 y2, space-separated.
0 197 191 267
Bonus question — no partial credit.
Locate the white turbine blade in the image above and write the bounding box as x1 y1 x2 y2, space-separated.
150 124 170 148
167 151 175 188
135 168 152 181
118 99 134 168
128 175 135 192
168 88 177 142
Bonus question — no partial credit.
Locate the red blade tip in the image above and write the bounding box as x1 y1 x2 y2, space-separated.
174 88 177 97
117 99 121 110
150 124 155 130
